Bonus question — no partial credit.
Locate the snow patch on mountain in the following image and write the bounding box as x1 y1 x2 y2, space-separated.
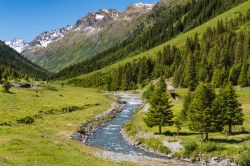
74 9 120 32
5 39 28 53
128 3 154 10
30 25 73 47
134 3 154 8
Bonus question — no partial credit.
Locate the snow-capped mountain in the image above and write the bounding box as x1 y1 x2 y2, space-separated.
5 3 154 54
5 39 28 53
74 9 120 32
6 2 155 71
129 3 154 10
30 25 73 47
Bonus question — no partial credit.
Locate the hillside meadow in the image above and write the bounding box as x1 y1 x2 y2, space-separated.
0 85 133 166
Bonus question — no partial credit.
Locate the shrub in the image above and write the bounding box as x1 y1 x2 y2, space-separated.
17 116 35 124
201 142 221 152
183 141 198 156
2 81 11 93
43 85 58 91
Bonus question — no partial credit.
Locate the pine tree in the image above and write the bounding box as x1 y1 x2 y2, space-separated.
238 62 249 87
187 83 217 140
144 77 174 134
215 83 244 134
142 83 155 101
180 91 193 121
184 54 196 91
229 64 241 85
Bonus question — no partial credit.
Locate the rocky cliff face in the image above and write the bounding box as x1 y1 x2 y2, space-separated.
30 25 73 47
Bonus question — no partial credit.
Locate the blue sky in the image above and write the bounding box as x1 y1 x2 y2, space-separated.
0 0 158 42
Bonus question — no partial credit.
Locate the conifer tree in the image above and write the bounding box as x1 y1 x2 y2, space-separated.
238 62 249 87
187 83 217 140
184 54 196 91
144 77 174 134
180 91 193 121
214 83 244 134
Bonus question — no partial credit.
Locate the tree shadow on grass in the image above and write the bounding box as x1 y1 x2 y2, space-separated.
1 91 15 94
161 130 200 136
208 138 250 144
230 131 249 135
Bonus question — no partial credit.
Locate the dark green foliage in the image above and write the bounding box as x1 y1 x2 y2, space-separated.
180 91 193 121
2 80 11 93
183 141 198 156
144 77 174 134
238 61 250 87
187 83 219 140
201 142 223 153
17 116 35 124
0 41 50 80
213 83 244 134
142 83 155 102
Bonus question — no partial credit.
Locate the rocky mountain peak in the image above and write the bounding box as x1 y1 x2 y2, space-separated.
30 25 73 47
75 9 120 29
5 39 28 53
127 3 154 10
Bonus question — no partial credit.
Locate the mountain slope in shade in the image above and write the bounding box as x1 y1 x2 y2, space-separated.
20 3 154 71
0 41 49 79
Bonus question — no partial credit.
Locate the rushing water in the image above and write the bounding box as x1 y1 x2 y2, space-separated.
87 94 158 156
87 94 197 165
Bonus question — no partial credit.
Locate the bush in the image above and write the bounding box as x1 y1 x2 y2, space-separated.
183 141 198 156
2 81 11 93
17 116 35 124
201 142 221 152
43 85 58 91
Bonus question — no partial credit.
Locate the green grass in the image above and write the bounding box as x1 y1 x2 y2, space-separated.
70 0 250 82
0 85 133 166
124 87 250 161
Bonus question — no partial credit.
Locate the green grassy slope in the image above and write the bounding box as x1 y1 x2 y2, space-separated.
69 0 250 82
0 85 133 166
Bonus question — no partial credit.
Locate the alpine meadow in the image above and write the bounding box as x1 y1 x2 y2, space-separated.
1 0 250 166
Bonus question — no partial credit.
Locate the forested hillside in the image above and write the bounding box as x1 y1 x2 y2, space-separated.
0 41 50 81
54 0 244 80
65 2 250 90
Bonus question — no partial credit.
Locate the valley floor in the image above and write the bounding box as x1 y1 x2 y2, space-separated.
0 84 134 166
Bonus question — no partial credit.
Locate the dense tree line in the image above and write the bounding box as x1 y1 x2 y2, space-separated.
54 0 244 80
68 10 250 90
0 41 50 80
